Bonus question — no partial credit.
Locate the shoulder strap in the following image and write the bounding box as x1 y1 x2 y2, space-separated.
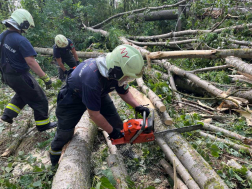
0 30 16 57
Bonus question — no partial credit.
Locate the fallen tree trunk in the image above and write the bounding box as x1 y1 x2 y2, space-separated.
1 118 32 157
156 138 200 189
203 123 252 145
127 38 196 47
160 159 189 189
127 9 178 21
107 154 128 189
82 23 109 37
227 159 252 181
156 61 245 108
198 131 252 155
52 113 97 189
34 47 103 58
129 23 252 40
91 0 187 28
226 56 252 76
136 77 173 125
148 49 252 59
229 89 252 103
228 39 252 47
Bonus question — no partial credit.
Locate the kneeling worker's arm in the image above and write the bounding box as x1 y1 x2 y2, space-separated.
87 109 113 133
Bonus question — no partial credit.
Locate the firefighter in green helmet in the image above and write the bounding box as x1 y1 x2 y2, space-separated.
49 44 150 166
0 9 57 131
53 34 79 81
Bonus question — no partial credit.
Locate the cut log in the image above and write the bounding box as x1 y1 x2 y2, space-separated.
198 131 252 155
226 56 252 77
52 113 97 189
148 49 252 59
202 123 252 145
34 47 103 58
160 159 188 189
107 154 128 189
227 159 252 180
136 77 173 125
156 138 200 189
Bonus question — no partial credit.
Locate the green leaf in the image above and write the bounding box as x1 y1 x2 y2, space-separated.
210 144 220 158
95 182 101 189
33 166 43 172
5 167 13 173
33 180 42 187
100 176 115 189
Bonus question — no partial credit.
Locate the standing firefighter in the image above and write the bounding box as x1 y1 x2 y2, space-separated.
0 9 57 132
49 44 150 166
53 35 79 81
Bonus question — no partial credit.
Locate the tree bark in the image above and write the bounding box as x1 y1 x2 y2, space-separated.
82 23 109 37
198 131 252 155
226 56 252 77
34 47 103 58
160 159 189 189
52 113 97 189
227 159 252 181
107 154 128 189
148 49 252 59
203 123 252 145
229 75 252 85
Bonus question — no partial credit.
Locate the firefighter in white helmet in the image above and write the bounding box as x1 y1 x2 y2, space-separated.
49 44 150 166
53 34 79 81
0 9 57 132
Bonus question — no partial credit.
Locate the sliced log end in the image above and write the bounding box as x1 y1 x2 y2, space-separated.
243 138 252 145
1 149 10 157
165 119 173 126
159 106 166 112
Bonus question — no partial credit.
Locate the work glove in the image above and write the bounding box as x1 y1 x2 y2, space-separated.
40 74 52 90
135 105 150 117
109 128 124 140
76 60 80 65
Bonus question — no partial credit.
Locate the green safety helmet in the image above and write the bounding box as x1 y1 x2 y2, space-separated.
55 34 68 48
2 9 35 31
106 44 144 81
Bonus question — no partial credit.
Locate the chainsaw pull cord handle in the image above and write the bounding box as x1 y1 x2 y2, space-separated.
130 111 146 144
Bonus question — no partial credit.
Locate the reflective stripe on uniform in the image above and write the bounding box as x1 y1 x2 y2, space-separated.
49 148 62 155
36 118 50 126
6 103 21 114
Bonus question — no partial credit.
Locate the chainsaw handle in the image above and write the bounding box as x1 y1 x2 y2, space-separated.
130 111 146 143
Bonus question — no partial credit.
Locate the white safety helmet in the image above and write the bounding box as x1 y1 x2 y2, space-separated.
106 44 144 86
2 9 35 31
55 34 68 48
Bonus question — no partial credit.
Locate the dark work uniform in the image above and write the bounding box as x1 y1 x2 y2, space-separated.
49 57 129 165
53 39 77 81
0 30 51 131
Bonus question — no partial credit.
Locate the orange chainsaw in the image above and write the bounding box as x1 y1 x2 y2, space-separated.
111 111 203 145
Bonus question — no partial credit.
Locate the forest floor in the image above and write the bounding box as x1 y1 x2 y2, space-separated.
0 77 251 188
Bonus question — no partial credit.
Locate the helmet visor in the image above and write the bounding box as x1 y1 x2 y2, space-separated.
118 76 135 87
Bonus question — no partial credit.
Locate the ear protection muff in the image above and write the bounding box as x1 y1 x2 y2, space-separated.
19 20 30 30
108 66 124 80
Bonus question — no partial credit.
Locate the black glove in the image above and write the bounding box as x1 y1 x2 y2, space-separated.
40 74 52 90
76 60 80 65
135 105 150 117
109 128 124 140
64 70 68 75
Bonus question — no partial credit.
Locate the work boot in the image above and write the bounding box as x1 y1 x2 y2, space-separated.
1 115 13 124
37 122 58 132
